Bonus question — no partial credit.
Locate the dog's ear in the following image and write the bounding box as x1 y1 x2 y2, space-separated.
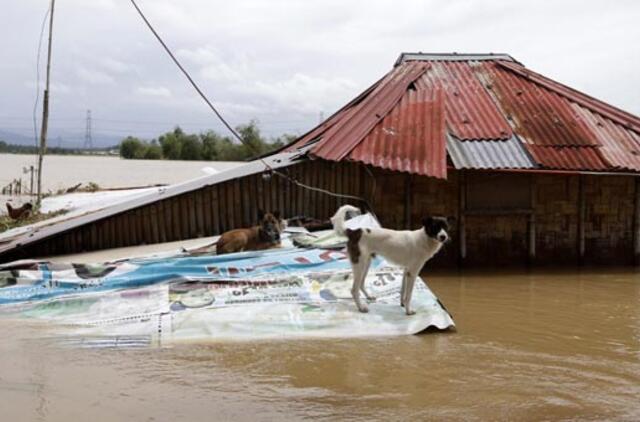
422 216 434 228
447 216 456 226
273 210 281 220
257 209 265 221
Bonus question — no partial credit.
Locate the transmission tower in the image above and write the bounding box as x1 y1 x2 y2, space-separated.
83 109 93 149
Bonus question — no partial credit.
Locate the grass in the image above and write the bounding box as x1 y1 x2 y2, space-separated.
0 208 69 234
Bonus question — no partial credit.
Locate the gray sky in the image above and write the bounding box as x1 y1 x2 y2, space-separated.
0 0 638 146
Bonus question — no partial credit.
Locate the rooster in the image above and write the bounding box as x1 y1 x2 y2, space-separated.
5 202 33 220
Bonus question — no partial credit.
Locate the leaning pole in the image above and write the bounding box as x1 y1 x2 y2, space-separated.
37 0 56 205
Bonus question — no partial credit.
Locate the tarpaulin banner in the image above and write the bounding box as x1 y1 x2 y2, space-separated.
0 230 454 344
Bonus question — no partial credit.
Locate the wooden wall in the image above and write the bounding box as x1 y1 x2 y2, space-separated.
2 159 638 267
2 160 371 262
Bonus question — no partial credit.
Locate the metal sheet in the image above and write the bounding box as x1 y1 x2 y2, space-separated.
311 62 430 161
446 134 536 170
573 103 640 171
416 61 513 140
498 61 640 133
349 89 446 177
477 61 598 147
525 144 609 171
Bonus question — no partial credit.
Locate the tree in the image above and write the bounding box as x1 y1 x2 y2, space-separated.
159 127 183 160
236 120 266 158
144 140 163 159
180 134 203 160
120 136 146 159
118 122 297 161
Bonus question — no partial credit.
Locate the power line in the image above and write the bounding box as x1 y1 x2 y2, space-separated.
33 4 51 156
127 0 377 213
128 0 245 145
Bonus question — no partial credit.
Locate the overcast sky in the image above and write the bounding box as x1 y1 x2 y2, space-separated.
0 0 638 145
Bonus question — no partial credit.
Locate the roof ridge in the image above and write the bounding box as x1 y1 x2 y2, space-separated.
395 52 518 66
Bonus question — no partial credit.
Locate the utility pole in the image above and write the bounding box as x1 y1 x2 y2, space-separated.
83 109 93 149
36 0 55 205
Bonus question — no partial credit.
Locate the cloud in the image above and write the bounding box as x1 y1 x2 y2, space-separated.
135 86 172 98
0 0 638 139
100 57 131 74
76 67 115 85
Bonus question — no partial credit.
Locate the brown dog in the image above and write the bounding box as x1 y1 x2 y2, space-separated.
190 210 285 255
5 202 33 220
216 210 285 254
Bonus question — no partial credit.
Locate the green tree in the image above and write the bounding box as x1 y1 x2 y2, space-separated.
120 136 147 159
180 134 203 160
159 127 183 159
144 140 163 159
118 122 298 161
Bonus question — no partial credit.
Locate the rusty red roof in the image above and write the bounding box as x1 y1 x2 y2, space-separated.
288 53 640 176
349 88 446 177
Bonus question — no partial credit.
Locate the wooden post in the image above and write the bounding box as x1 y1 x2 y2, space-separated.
634 177 640 265
404 174 412 229
458 171 467 265
578 175 586 264
528 175 536 264
30 166 34 196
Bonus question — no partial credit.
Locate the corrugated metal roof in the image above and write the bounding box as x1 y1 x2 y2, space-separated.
476 61 598 147
349 88 446 177
311 62 430 161
417 61 513 140
572 103 640 171
524 145 609 171
285 52 640 175
497 61 640 133
446 134 536 170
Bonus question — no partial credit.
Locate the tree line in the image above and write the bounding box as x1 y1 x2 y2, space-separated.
0 140 113 156
119 122 295 161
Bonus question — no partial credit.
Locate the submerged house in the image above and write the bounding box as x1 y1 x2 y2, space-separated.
1 52 639 267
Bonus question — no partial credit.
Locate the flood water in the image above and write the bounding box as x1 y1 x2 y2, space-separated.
1 269 639 421
0 153 240 193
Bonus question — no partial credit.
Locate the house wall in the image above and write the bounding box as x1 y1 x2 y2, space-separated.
1 160 637 266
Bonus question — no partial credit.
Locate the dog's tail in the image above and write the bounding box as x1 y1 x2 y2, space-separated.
330 205 361 236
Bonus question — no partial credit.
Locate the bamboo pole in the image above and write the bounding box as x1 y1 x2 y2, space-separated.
578 175 586 264
634 178 640 265
459 171 467 265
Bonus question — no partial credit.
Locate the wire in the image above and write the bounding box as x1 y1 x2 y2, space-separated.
128 0 244 144
127 0 377 215
33 5 51 159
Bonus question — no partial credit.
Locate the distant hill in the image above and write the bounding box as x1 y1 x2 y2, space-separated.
0 128 121 149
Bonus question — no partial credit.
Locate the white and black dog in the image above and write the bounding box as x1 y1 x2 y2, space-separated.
331 205 449 315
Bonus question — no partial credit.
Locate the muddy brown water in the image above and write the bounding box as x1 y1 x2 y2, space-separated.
1 269 639 421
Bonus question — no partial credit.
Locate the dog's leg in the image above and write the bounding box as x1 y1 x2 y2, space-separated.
359 255 376 302
404 267 420 316
351 256 371 313
400 269 409 307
